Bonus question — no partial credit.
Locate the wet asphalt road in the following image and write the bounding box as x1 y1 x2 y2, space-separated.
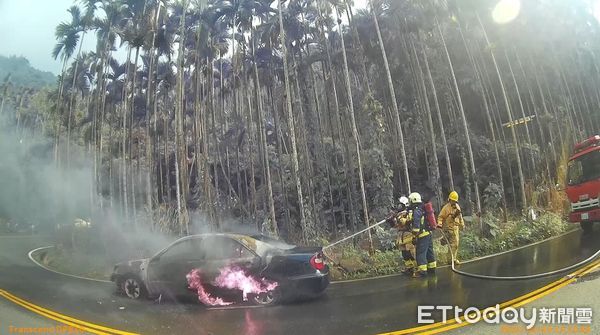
0 229 598 335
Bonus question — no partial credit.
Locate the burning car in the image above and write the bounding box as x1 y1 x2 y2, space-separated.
110 233 329 306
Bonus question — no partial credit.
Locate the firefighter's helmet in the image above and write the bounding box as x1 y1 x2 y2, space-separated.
408 192 422 204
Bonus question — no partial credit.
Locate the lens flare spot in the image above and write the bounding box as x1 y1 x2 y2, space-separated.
594 1 600 23
492 0 521 24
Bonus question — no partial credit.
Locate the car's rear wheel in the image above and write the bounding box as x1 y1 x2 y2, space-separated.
581 221 594 234
120 275 146 300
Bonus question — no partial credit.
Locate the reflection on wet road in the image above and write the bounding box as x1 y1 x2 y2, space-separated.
0 229 598 335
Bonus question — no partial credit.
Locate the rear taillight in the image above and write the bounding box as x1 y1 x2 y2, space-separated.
310 253 326 271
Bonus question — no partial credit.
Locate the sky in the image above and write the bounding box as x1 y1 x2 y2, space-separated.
0 0 369 75
0 0 97 74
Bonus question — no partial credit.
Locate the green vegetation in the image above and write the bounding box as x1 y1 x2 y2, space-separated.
0 55 56 89
0 56 56 137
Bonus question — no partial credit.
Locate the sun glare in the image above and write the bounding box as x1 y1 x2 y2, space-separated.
492 0 521 24
593 1 600 23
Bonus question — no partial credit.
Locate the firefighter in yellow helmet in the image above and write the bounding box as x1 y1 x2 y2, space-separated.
437 191 465 265
387 196 416 275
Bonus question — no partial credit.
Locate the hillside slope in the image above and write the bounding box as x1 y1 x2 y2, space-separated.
0 55 56 89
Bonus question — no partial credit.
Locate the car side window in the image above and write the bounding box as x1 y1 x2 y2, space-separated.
203 237 252 260
161 239 203 261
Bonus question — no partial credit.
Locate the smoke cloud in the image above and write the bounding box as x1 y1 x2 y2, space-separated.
0 123 92 231
0 117 264 262
0 118 176 261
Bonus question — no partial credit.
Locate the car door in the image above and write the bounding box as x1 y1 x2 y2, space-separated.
201 236 261 283
146 237 206 297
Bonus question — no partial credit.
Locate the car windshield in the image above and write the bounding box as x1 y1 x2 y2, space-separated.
251 235 295 250
567 150 600 186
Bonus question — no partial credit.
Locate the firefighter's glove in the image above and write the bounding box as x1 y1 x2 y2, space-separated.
386 216 396 228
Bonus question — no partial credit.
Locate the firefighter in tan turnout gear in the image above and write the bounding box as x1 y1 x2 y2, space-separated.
387 196 416 275
437 191 465 265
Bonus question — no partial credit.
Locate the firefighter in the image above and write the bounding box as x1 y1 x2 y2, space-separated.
437 191 465 265
387 196 416 275
408 192 436 277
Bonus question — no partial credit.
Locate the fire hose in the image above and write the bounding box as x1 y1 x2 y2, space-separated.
440 230 600 280
323 219 388 251
322 217 600 280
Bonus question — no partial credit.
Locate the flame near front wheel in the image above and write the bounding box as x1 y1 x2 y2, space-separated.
186 266 279 306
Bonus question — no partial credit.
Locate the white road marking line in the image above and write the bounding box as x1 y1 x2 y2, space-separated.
28 246 112 284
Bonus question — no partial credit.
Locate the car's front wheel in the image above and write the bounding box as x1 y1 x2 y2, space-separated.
120 275 147 300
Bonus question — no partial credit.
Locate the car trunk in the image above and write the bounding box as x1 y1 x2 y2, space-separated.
262 246 325 279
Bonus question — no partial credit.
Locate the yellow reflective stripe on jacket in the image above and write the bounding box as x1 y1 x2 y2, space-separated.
411 229 430 238
411 215 429 237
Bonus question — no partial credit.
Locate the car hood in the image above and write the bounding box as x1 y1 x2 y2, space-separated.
114 258 149 274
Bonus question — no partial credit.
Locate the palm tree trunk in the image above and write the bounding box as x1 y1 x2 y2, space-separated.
337 9 371 248
210 55 221 228
175 1 189 234
122 47 132 222
244 83 258 218
317 7 352 233
477 14 526 210
145 1 161 227
279 0 311 242
514 49 553 180
309 62 336 234
505 50 536 177
372 6 411 195
67 31 88 169
412 35 441 206
422 41 454 191
345 0 371 94
130 46 141 226
252 63 278 237
292 61 318 235
457 25 507 218
437 17 482 218
54 59 68 165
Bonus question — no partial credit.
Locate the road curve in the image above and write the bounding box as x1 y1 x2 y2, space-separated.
0 229 598 335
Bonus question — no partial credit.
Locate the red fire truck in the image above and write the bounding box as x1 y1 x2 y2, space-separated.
566 135 600 233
